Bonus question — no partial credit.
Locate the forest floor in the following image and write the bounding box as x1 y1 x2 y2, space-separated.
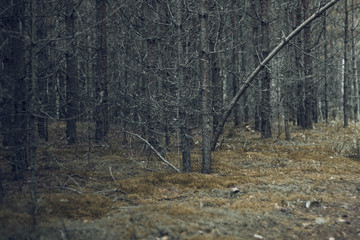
1 121 360 240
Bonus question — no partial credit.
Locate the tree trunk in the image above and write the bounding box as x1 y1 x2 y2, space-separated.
95 0 108 141
65 0 78 144
251 1 261 132
343 0 349 127
323 11 329 124
295 0 305 128
260 0 272 138
232 0 240 126
1 0 28 179
176 0 192 172
200 0 212 174
210 40 222 136
303 0 313 129
351 0 358 121
145 1 163 155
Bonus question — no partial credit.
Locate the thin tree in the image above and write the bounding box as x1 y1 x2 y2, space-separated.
295 0 305 128
260 0 272 138
343 0 349 127
351 0 358 121
251 0 261 132
65 0 78 144
303 0 313 129
323 9 329 124
176 0 192 172
200 0 212 174
95 0 109 141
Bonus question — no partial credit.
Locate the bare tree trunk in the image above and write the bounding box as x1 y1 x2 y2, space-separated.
294 0 305 128
176 0 191 172
303 0 313 129
260 0 272 138
65 0 78 144
343 0 349 127
200 0 211 174
95 0 108 141
145 1 163 154
351 0 359 122
36 0 48 141
210 40 222 136
232 0 240 127
323 10 329 124
284 2 292 141
29 0 38 206
2 0 28 180
251 1 261 132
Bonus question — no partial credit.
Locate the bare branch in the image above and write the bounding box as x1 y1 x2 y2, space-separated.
125 131 181 173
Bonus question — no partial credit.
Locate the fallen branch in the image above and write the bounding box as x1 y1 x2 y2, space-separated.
125 131 181 173
109 165 116 181
94 188 127 194
48 186 82 194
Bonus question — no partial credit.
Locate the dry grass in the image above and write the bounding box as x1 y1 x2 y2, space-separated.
1 120 360 239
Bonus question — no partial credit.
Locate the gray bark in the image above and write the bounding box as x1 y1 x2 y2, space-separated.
200 0 212 174
95 0 109 141
65 0 78 144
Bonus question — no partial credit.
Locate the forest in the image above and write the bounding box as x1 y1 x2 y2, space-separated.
1 0 360 239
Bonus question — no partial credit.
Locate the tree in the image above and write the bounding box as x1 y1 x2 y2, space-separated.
351 0 359 121
260 0 272 138
251 0 261 132
1 0 28 179
200 0 212 174
95 0 109 141
65 0 78 144
303 0 313 129
36 0 49 141
343 0 349 127
176 0 192 172
323 9 329 124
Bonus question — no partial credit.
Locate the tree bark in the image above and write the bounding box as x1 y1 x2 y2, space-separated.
343 0 349 127
351 0 359 121
95 0 109 141
251 1 261 132
65 0 78 144
303 0 313 129
295 1 305 128
323 10 329 124
176 0 192 172
1 0 28 179
232 0 240 126
200 0 212 174
260 0 272 138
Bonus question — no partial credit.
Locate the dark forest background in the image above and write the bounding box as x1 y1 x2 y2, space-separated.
0 0 357 182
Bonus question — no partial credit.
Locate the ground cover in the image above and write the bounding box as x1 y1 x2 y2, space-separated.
1 121 360 239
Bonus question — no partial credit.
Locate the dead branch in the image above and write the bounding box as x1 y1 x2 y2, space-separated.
109 165 116 181
94 188 127 194
48 186 82 194
125 131 181 173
